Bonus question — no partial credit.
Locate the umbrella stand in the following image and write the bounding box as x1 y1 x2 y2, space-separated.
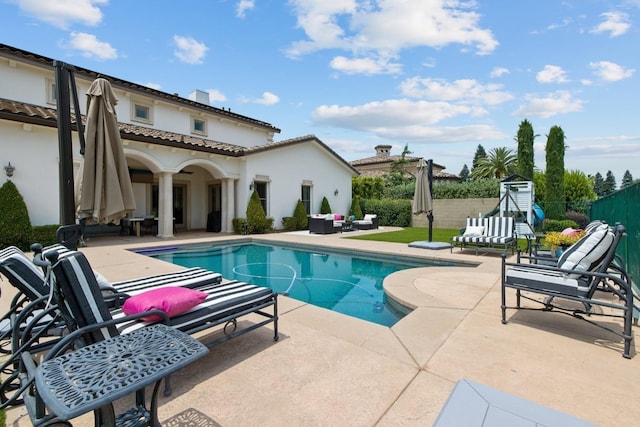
409 158 452 250
54 61 86 250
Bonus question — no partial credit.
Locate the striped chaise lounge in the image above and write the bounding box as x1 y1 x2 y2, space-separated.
501 223 636 358
451 216 516 255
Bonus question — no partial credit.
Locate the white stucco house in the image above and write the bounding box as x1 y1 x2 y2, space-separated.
0 44 358 237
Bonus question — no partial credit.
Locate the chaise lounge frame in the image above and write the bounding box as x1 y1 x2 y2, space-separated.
501 223 636 358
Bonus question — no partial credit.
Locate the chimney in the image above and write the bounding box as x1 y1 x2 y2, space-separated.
375 144 392 158
188 89 210 105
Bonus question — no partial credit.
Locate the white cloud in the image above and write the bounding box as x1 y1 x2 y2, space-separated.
490 67 509 78
536 65 569 83
173 35 208 64
206 89 227 103
15 0 106 29
68 32 117 60
236 0 254 18
400 77 513 106
286 0 498 74
330 55 402 75
513 90 585 118
591 11 630 37
248 92 280 105
589 61 635 81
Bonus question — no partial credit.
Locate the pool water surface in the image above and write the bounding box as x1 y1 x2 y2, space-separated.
140 242 460 327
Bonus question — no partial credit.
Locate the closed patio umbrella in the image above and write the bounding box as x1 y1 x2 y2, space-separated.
77 78 135 224
412 158 434 241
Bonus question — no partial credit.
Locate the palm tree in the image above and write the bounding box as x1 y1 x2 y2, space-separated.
471 147 517 179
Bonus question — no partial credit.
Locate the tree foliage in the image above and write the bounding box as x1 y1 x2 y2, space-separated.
386 144 413 186
564 169 596 213
470 147 517 179
0 180 33 250
293 199 308 230
471 144 487 171
544 126 566 219
349 195 363 219
459 164 470 182
593 172 605 197
622 170 633 189
515 118 535 180
532 170 546 204
352 175 384 199
603 170 617 195
432 178 500 199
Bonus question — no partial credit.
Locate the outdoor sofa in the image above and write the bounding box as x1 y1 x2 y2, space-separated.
451 216 516 255
309 214 342 234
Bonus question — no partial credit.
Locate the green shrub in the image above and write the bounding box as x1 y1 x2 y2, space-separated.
245 190 272 234
232 217 249 234
542 219 579 232
281 216 296 231
293 199 308 230
319 197 332 214
564 211 589 229
32 224 61 247
0 180 33 251
349 195 363 219
432 178 500 199
361 198 412 227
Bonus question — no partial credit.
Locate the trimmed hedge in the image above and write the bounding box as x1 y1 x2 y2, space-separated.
361 198 412 227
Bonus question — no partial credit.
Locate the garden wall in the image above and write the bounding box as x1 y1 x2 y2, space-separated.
412 198 500 229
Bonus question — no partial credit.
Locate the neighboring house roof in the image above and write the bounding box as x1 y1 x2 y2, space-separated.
357 168 461 180
0 43 281 135
245 134 359 175
351 154 445 170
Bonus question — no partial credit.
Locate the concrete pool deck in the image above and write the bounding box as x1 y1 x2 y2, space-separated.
4 228 639 426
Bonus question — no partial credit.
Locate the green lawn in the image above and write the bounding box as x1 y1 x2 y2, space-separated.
346 227 460 244
347 226 530 251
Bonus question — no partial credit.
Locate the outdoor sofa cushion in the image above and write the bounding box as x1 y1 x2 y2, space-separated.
557 228 613 278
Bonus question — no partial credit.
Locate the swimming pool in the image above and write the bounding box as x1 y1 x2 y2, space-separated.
138 241 463 327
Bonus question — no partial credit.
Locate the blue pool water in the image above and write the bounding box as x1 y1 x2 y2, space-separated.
139 242 460 327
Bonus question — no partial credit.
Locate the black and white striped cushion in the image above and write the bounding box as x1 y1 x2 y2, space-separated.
557 229 614 277
51 251 274 342
505 266 591 297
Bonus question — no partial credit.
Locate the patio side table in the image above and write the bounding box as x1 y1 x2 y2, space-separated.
35 323 208 426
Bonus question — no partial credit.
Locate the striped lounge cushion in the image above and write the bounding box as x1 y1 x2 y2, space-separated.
107 268 222 295
557 228 614 278
51 251 275 343
505 266 591 298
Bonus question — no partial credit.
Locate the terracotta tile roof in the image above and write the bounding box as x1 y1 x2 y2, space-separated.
0 97 245 156
350 154 445 170
0 43 281 134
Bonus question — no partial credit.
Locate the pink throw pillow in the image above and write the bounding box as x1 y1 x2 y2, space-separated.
334 214 341 220
122 286 207 322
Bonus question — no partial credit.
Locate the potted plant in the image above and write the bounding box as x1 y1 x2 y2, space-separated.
544 229 585 256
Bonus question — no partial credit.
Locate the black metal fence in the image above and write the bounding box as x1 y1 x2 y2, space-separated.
588 182 639 287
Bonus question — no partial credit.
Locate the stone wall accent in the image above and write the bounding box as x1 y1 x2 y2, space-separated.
412 198 500 229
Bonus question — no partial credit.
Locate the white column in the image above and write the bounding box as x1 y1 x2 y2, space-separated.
223 178 235 232
158 172 174 238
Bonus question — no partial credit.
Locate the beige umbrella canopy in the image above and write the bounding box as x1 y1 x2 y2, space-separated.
412 158 434 241
412 158 433 215
77 78 135 224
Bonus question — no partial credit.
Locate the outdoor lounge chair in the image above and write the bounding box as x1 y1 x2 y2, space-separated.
501 223 637 358
451 216 516 255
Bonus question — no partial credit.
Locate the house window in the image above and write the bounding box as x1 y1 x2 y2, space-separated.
301 183 312 214
131 100 153 124
46 78 56 105
191 116 207 136
255 182 268 214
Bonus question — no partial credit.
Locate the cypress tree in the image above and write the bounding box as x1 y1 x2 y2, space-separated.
320 196 332 214
603 171 617 195
516 119 535 180
471 144 487 172
459 164 470 182
544 126 566 220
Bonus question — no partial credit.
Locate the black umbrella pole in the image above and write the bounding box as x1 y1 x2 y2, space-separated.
54 61 76 226
428 159 434 242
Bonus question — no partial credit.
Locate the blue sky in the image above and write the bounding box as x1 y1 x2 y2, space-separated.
1 0 639 184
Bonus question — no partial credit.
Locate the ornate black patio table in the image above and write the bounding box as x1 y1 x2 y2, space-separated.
35 323 208 426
